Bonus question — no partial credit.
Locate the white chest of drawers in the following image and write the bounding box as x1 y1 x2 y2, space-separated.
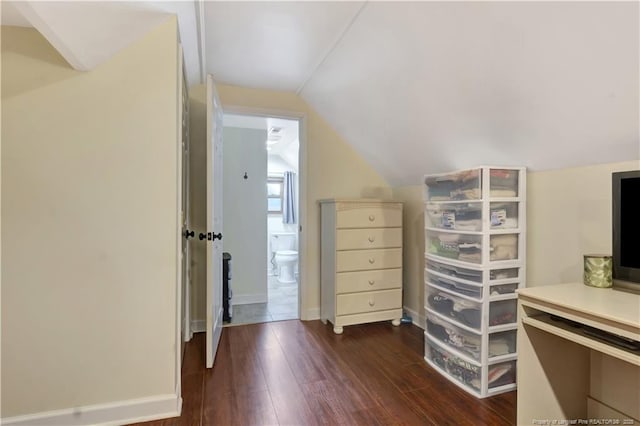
319 199 403 334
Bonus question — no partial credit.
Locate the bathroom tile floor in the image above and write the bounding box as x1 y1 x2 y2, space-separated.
224 275 298 326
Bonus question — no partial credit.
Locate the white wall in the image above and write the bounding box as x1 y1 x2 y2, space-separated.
1 20 180 420
267 152 299 275
222 127 268 304
268 154 296 174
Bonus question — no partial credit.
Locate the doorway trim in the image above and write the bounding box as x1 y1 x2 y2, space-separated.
222 105 309 320
175 44 185 407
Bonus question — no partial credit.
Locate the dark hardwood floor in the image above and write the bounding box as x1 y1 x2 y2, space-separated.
132 320 515 426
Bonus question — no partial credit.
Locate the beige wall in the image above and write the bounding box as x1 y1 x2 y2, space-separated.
1 21 179 417
189 87 637 325
189 83 391 322
187 84 207 325
527 160 639 287
392 185 425 319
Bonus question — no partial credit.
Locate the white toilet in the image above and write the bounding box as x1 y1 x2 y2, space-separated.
270 232 298 284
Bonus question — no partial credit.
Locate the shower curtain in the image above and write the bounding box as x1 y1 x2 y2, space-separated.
282 171 296 224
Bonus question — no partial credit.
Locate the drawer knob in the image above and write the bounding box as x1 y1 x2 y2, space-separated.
369 299 375 307
368 236 375 243
368 258 375 264
368 280 375 285
368 215 375 222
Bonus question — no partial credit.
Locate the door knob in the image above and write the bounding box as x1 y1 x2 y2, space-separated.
200 232 223 241
184 230 195 239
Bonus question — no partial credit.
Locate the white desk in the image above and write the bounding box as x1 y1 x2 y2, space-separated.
517 283 640 425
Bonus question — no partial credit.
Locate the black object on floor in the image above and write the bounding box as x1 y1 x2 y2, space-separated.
223 252 232 322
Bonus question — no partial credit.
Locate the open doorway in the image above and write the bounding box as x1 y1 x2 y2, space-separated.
221 114 300 326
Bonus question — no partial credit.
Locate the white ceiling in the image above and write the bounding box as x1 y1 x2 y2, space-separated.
1 1 202 85
203 1 364 91
224 113 299 169
300 1 640 185
3 1 638 186
9 1 175 71
1 1 31 27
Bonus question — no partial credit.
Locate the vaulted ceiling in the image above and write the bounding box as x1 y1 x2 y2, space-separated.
3 1 638 185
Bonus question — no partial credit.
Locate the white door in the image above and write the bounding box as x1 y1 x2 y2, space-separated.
180 62 192 345
206 74 223 368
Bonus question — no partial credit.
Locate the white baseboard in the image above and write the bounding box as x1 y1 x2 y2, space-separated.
403 306 425 329
191 319 205 333
303 307 320 321
190 307 222 336
231 293 267 305
1 394 180 426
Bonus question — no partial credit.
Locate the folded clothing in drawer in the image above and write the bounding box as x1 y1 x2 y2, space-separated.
427 315 481 361
489 202 518 229
427 259 483 283
490 169 518 198
488 361 516 388
426 203 482 231
425 169 481 201
489 234 518 261
490 268 519 280
428 341 514 391
428 344 481 391
489 330 517 357
427 233 483 264
489 299 517 326
429 343 448 370
490 283 518 296
448 355 482 390
427 272 482 299
427 291 481 329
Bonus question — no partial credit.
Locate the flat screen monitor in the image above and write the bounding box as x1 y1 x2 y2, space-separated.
612 170 640 293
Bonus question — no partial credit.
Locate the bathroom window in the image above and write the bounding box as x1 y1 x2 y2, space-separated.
267 177 283 214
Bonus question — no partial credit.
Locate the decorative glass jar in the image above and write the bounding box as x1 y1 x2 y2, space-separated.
583 254 613 288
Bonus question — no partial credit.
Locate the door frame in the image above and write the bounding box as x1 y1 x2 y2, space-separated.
222 105 309 320
181 65 192 346
175 44 186 404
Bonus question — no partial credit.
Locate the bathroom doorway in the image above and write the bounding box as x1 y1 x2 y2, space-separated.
266 118 299 322
221 113 300 326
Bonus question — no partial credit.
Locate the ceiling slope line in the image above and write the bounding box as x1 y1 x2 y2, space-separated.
295 1 368 95
13 1 88 70
195 0 206 84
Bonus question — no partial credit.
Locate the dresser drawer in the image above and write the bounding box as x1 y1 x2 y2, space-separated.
336 228 402 250
336 203 402 229
336 289 402 315
336 248 402 272
336 269 402 294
